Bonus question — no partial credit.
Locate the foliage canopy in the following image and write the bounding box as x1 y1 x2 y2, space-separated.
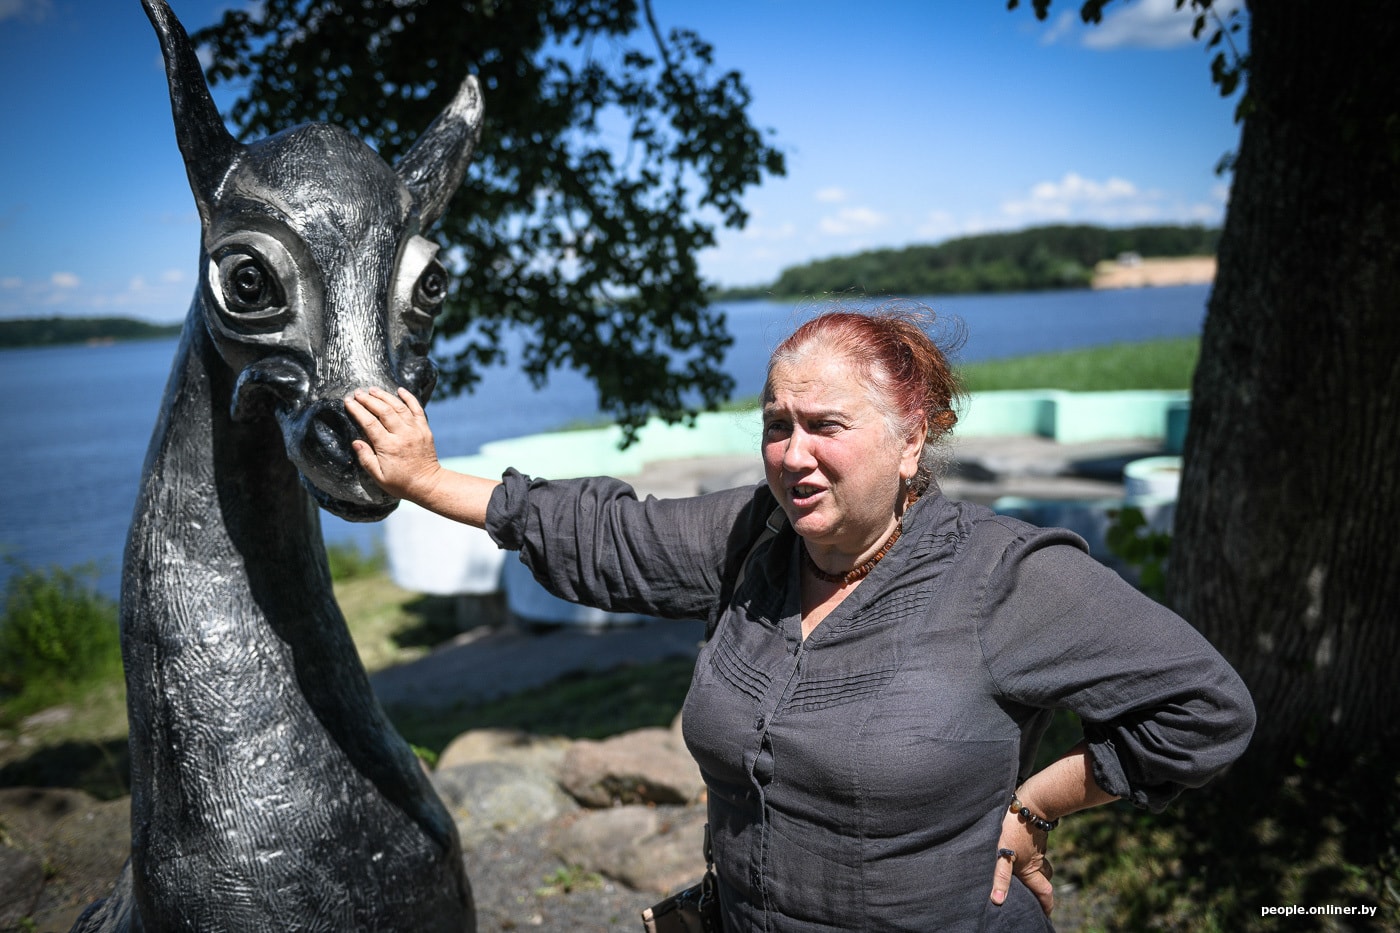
194 0 785 442
0 316 181 349
762 223 1218 298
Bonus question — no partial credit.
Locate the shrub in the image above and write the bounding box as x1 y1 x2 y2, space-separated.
1104 506 1172 603
325 539 388 582
0 562 121 708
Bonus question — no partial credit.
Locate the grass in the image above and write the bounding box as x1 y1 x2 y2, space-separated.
0 567 691 798
325 539 388 582
957 337 1199 393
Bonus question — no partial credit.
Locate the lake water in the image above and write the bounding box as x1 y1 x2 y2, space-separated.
0 285 1208 596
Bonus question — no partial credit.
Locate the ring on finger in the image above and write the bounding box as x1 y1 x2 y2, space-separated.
997 848 1016 862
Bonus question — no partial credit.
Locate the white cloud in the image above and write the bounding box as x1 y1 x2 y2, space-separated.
1033 0 1244 50
1000 172 1229 229
1045 172 1138 202
50 272 80 288
814 187 848 204
818 207 887 236
1083 0 1245 51
1039 11 1078 46
129 277 149 292
1 277 21 289
161 269 186 283
1002 172 1155 222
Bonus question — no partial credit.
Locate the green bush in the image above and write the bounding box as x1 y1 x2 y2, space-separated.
0 562 121 710
1104 506 1172 603
325 539 388 582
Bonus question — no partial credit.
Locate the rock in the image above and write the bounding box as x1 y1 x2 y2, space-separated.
432 760 579 851
1 718 712 929
437 727 570 778
0 843 45 930
558 728 705 807
0 786 99 840
0 787 131 932
550 804 709 895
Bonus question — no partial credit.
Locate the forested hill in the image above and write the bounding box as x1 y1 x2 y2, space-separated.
722 224 1220 299
0 316 182 349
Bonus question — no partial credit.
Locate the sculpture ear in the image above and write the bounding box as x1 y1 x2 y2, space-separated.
396 76 485 229
142 0 243 226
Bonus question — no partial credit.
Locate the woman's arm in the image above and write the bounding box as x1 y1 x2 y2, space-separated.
346 386 499 527
973 521 1254 917
989 741 1118 915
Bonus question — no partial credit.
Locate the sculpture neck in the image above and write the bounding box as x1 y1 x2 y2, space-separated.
128 308 332 613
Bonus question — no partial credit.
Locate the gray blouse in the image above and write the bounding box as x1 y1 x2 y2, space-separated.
487 470 1255 932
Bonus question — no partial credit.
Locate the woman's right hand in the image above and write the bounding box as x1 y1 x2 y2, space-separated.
346 386 443 505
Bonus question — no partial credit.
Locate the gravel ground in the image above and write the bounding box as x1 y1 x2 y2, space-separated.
464 822 648 933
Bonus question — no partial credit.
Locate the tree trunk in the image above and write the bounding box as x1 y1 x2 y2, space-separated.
1170 0 1400 767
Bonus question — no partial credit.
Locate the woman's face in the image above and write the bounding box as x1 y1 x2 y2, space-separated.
762 352 923 562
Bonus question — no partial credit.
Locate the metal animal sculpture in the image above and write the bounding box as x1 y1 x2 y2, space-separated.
73 2 483 929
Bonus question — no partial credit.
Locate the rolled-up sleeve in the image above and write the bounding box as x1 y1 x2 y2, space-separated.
485 469 766 622
974 519 1256 811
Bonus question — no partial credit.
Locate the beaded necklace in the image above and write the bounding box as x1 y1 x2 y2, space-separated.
802 522 903 586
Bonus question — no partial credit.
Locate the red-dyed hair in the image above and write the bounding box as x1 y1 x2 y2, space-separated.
766 304 964 492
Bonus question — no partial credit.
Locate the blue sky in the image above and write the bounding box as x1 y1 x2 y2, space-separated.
0 0 1242 323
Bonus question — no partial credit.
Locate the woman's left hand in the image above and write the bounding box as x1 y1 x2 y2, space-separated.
989 804 1054 916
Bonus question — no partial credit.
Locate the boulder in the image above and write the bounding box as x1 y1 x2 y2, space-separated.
432 760 580 851
437 727 570 778
558 727 705 807
0 787 131 931
0 843 45 930
549 804 709 895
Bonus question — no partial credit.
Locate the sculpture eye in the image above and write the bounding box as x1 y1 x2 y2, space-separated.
413 259 448 316
216 251 285 316
231 261 269 306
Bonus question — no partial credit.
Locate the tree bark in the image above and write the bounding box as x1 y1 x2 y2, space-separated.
1170 0 1400 766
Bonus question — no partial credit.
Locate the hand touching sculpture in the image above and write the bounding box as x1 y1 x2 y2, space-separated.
347 387 502 529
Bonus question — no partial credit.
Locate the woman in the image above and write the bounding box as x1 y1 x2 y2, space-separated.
346 307 1255 931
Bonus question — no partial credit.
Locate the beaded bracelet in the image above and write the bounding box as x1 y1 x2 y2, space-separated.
1010 795 1059 832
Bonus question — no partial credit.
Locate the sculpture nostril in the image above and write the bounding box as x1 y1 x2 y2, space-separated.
400 357 438 403
232 357 312 423
306 404 357 469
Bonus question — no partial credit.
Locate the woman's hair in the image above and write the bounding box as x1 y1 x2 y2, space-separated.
765 303 965 494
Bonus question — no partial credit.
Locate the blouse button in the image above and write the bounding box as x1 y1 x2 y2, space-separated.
754 714 766 730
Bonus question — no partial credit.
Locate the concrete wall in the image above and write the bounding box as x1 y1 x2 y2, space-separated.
956 389 1189 448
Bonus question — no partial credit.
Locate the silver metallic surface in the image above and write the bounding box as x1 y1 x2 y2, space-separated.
73 2 484 929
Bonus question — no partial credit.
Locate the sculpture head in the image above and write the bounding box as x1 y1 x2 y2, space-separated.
144 0 483 521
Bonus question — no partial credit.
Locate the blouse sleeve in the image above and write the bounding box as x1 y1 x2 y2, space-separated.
972 517 1256 812
484 468 772 623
